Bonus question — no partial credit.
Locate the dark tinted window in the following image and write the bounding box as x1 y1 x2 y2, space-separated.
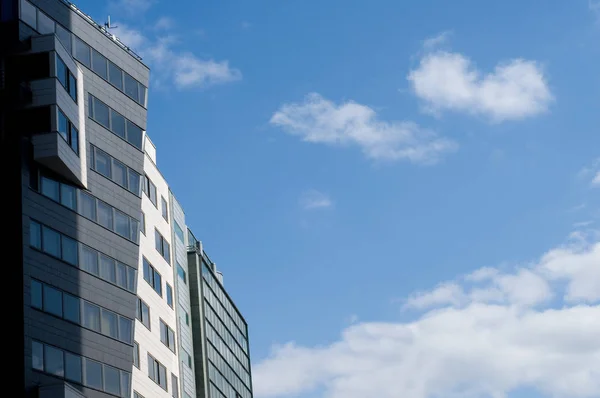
124 72 139 101
108 61 123 89
110 110 126 139
73 36 90 67
92 96 110 129
91 49 108 80
126 120 143 149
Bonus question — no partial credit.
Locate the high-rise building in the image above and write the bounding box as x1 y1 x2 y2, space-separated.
0 1 253 397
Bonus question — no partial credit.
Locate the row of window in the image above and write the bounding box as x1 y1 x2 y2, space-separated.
155 229 171 264
39 175 140 243
31 340 131 398
203 280 248 353
30 220 137 293
74 36 147 107
205 320 251 388
160 319 177 353
203 263 247 338
19 0 71 55
57 107 79 154
56 54 77 102
207 358 248 398
205 300 250 369
91 145 141 196
88 94 144 150
205 302 251 373
31 279 133 344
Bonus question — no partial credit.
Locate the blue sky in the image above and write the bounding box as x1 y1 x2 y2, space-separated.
83 0 600 397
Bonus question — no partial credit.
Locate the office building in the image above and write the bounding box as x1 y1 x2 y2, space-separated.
0 1 253 397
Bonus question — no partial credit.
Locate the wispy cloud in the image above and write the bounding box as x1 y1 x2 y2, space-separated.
153 17 175 31
299 190 333 210
422 30 452 50
114 24 241 90
253 227 600 398
270 93 458 164
408 34 553 122
577 158 600 187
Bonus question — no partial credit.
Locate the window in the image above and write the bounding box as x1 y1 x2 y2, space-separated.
32 340 44 371
60 184 77 210
90 95 110 129
36 9 54 33
41 176 59 201
84 358 103 390
45 345 64 377
97 200 114 230
83 301 101 332
133 342 140 368
120 314 133 344
143 257 162 296
91 49 108 80
30 220 41 249
126 120 143 149
124 72 139 102
55 23 71 54
56 108 79 153
166 283 173 308
63 293 80 323
80 245 99 275
148 354 168 391
143 175 157 206
65 352 82 383
140 212 146 235
101 309 118 339
160 319 176 352
185 311 189 326
42 225 61 258
43 284 62 317
177 264 187 284
115 210 130 238
185 351 192 368
79 191 96 221
162 196 168 221
134 392 145 398
129 169 141 195
93 147 111 178
56 55 77 102
108 61 123 89
61 235 77 265
172 374 179 398
137 298 151 330
110 109 126 139
112 159 127 188
155 229 171 264
100 254 116 284
20 0 37 28
104 365 121 396
31 279 42 309
174 221 185 243
73 36 91 68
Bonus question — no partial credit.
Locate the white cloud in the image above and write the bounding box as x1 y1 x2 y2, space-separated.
593 172 600 186
253 231 600 398
577 158 600 187
270 93 458 164
113 25 241 90
109 0 155 15
154 17 175 31
300 190 333 210
407 42 553 122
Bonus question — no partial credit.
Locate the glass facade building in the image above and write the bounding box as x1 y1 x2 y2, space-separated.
1 0 253 397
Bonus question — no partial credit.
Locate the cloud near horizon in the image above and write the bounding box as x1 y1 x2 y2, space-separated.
270 93 458 164
407 34 553 122
252 227 600 398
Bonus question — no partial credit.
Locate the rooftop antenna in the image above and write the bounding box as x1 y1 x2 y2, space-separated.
104 15 117 30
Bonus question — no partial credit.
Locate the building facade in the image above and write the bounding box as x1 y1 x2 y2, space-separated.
0 1 253 397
